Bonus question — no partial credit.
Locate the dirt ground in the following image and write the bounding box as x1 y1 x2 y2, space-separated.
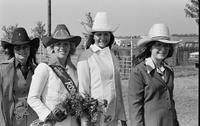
120 66 198 126
174 75 198 126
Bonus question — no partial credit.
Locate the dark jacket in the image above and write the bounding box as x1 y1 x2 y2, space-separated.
128 61 179 126
0 58 38 126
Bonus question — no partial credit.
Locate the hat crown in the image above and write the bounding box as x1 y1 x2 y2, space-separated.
1 27 39 49
148 23 170 40
42 24 81 48
12 27 30 43
137 23 180 47
52 24 71 39
92 12 112 32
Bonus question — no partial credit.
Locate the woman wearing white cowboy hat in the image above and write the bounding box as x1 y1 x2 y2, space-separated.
0 27 39 126
28 24 81 126
77 12 127 126
128 23 180 126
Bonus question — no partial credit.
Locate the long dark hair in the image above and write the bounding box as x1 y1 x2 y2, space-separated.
4 45 38 65
133 41 174 67
85 32 115 49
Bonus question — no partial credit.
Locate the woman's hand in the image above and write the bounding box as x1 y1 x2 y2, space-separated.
45 106 67 123
121 120 127 126
80 115 89 126
52 107 67 122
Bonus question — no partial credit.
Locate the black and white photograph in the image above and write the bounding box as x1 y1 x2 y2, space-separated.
0 0 198 126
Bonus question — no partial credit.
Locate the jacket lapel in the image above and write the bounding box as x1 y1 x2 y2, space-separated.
153 70 167 86
163 68 170 84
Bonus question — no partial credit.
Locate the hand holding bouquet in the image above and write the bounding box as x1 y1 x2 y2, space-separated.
52 93 107 125
82 94 108 125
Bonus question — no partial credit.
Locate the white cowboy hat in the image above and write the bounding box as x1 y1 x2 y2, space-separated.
137 23 181 47
91 12 119 32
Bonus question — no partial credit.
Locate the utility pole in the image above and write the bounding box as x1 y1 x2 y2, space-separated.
48 0 51 36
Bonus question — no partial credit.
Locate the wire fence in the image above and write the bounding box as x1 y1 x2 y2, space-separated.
1 37 198 80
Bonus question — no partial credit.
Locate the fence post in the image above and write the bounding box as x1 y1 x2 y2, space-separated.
130 36 133 68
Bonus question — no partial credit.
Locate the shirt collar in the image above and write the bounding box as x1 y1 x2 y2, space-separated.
145 57 165 74
14 58 33 71
14 58 31 68
48 54 63 66
90 44 110 53
48 54 70 71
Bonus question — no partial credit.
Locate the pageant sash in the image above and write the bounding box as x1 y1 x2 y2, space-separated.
49 65 78 95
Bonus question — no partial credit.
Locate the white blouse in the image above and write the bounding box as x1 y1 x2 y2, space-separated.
28 63 78 126
77 44 127 124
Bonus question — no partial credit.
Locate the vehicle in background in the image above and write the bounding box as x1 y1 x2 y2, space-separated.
188 51 199 68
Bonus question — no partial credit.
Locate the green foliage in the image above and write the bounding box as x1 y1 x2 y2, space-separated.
184 0 199 24
31 21 47 40
1 24 18 42
80 12 93 39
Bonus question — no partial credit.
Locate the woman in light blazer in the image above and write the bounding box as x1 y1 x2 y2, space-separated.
77 12 127 126
128 23 180 126
27 24 81 126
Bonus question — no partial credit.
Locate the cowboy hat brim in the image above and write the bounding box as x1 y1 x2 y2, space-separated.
91 24 120 33
137 37 181 47
1 38 40 49
42 35 81 48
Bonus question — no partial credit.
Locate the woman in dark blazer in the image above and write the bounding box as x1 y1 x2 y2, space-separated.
0 27 39 126
128 23 180 126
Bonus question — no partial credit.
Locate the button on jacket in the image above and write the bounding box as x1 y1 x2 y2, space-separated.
128 58 179 126
77 44 126 126
27 56 79 126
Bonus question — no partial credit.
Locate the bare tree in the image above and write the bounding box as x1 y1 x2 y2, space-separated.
31 21 47 62
31 21 46 40
184 0 199 24
1 24 18 42
81 12 93 39
80 12 94 49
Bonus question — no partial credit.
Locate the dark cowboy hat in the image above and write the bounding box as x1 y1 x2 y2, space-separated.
1 27 39 49
42 24 81 48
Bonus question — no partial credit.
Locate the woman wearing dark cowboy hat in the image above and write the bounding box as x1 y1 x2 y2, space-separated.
0 27 40 126
128 23 180 126
28 24 81 126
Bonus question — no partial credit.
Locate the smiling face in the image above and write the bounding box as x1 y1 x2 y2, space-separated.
150 41 170 63
14 44 30 65
53 41 70 60
94 31 111 49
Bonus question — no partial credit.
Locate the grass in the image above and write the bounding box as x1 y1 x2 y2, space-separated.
173 65 199 78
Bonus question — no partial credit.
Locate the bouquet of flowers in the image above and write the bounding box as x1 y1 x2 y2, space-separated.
82 93 108 125
55 93 107 125
55 93 84 117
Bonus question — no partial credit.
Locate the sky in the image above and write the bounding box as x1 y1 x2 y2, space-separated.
0 0 198 38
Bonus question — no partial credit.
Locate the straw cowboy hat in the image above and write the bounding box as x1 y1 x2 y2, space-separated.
42 24 81 47
1 27 39 49
91 12 119 32
137 23 181 47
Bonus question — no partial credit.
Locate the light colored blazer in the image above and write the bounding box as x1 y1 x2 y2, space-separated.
77 45 126 126
0 58 15 126
27 63 79 126
0 58 38 126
